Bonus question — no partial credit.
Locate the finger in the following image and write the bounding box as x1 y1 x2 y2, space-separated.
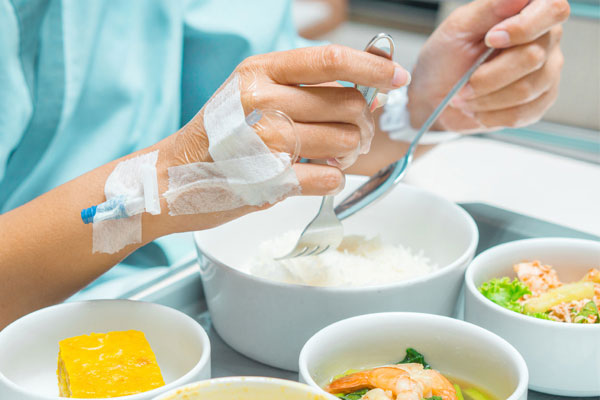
247 85 369 124
293 163 345 196
249 84 375 154
295 122 361 159
486 0 570 48
456 29 559 99
475 83 559 128
247 44 410 89
447 0 528 39
463 45 563 112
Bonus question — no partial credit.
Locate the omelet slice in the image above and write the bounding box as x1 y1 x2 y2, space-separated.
57 330 165 398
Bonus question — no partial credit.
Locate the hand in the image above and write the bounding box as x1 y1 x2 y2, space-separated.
408 0 569 133
176 44 409 180
158 45 410 232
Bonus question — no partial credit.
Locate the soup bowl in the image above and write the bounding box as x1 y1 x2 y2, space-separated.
152 377 337 400
299 312 528 400
194 176 479 371
0 300 211 400
464 238 600 396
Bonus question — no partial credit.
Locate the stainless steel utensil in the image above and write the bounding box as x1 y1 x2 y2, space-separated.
277 33 395 260
334 47 495 220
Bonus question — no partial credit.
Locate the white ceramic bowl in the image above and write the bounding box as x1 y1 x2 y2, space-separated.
0 300 211 400
299 312 528 400
152 377 337 400
194 176 478 371
464 238 600 397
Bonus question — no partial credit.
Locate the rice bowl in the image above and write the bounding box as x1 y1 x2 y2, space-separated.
194 176 478 371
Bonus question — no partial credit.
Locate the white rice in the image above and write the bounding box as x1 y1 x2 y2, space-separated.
242 231 438 287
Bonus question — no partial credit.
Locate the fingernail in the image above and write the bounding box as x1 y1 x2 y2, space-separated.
370 93 388 112
462 108 475 119
458 83 475 100
450 96 466 109
485 30 510 48
392 65 411 87
326 158 342 168
450 96 474 117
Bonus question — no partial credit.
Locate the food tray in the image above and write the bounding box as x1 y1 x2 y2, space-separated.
120 203 599 400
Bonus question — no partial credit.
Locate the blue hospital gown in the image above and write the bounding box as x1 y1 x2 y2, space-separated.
0 0 313 299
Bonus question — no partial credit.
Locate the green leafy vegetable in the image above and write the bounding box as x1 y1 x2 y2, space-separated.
397 348 431 369
526 310 552 320
574 301 600 323
454 383 465 400
479 277 530 313
464 387 491 400
423 397 442 400
335 389 368 399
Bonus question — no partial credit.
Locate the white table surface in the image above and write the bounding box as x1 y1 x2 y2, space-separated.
405 136 600 237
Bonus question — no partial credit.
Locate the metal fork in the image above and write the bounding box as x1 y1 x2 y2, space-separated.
275 195 342 259
276 34 395 260
278 44 495 260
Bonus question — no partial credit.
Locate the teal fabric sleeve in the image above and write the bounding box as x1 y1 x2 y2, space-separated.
0 0 318 299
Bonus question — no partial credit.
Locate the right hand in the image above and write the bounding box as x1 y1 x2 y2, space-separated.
177 44 411 195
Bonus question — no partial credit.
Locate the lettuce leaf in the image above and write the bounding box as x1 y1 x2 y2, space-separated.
479 277 530 312
574 301 600 323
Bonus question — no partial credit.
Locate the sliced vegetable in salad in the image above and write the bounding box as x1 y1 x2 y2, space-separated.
479 262 600 324
328 348 493 400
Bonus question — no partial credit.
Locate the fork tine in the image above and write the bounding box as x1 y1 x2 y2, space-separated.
293 247 310 258
275 246 308 260
303 246 322 257
313 245 330 256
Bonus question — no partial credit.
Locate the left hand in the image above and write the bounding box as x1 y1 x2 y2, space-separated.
407 0 570 133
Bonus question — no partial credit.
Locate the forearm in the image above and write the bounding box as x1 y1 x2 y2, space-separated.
0 135 185 328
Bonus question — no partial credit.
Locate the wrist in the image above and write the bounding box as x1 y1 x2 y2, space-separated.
143 123 214 241
406 83 446 132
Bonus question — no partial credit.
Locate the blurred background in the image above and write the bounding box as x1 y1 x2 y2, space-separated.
293 0 600 234
295 0 599 160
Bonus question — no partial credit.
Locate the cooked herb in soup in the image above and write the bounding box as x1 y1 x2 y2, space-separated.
325 348 496 400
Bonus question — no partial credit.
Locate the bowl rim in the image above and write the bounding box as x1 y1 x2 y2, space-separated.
152 376 337 400
0 299 211 400
194 180 479 292
298 311 529 400
465 237 600 330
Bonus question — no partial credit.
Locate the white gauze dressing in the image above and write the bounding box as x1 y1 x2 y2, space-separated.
92 151 159 254
164 75 300 214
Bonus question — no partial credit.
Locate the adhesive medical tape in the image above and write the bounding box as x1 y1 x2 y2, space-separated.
92 151 159 254
164 74 300 215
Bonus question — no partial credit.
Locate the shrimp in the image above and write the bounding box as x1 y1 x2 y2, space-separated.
514 261 561 296
362 389 393 400
325 364 457 400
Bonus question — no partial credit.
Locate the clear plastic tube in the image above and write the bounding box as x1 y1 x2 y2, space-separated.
81 195 144 224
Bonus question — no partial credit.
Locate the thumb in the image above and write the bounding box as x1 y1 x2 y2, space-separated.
448 0 528 39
